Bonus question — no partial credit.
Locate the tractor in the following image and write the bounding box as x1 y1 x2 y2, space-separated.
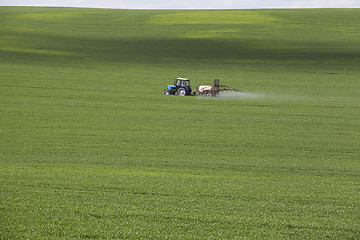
164 77 192 96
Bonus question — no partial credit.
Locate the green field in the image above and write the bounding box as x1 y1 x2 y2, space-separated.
1 7 360 239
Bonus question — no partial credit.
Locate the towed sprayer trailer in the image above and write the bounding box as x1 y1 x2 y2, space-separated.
193 79 242 97
164 78 241 97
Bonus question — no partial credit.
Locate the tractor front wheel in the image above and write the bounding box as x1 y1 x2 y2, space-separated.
177 88 186 96
164 90 170 95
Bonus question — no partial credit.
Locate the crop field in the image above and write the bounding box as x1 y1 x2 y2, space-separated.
1 6 360 239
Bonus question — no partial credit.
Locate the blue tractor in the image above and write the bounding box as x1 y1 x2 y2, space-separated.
164 78 192 96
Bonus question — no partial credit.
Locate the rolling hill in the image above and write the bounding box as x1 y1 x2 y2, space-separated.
1 7 359 239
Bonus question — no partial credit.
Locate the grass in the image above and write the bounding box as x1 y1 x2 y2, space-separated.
1 6 360 239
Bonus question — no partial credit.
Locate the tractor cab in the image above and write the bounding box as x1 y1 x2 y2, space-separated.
164 77 192 96
174 78 191 88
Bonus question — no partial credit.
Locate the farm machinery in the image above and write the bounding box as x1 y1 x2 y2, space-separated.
164 78 241 97
164 78 192 96
194 79 242 97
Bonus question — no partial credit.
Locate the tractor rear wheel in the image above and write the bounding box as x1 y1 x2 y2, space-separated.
177 88 186 96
